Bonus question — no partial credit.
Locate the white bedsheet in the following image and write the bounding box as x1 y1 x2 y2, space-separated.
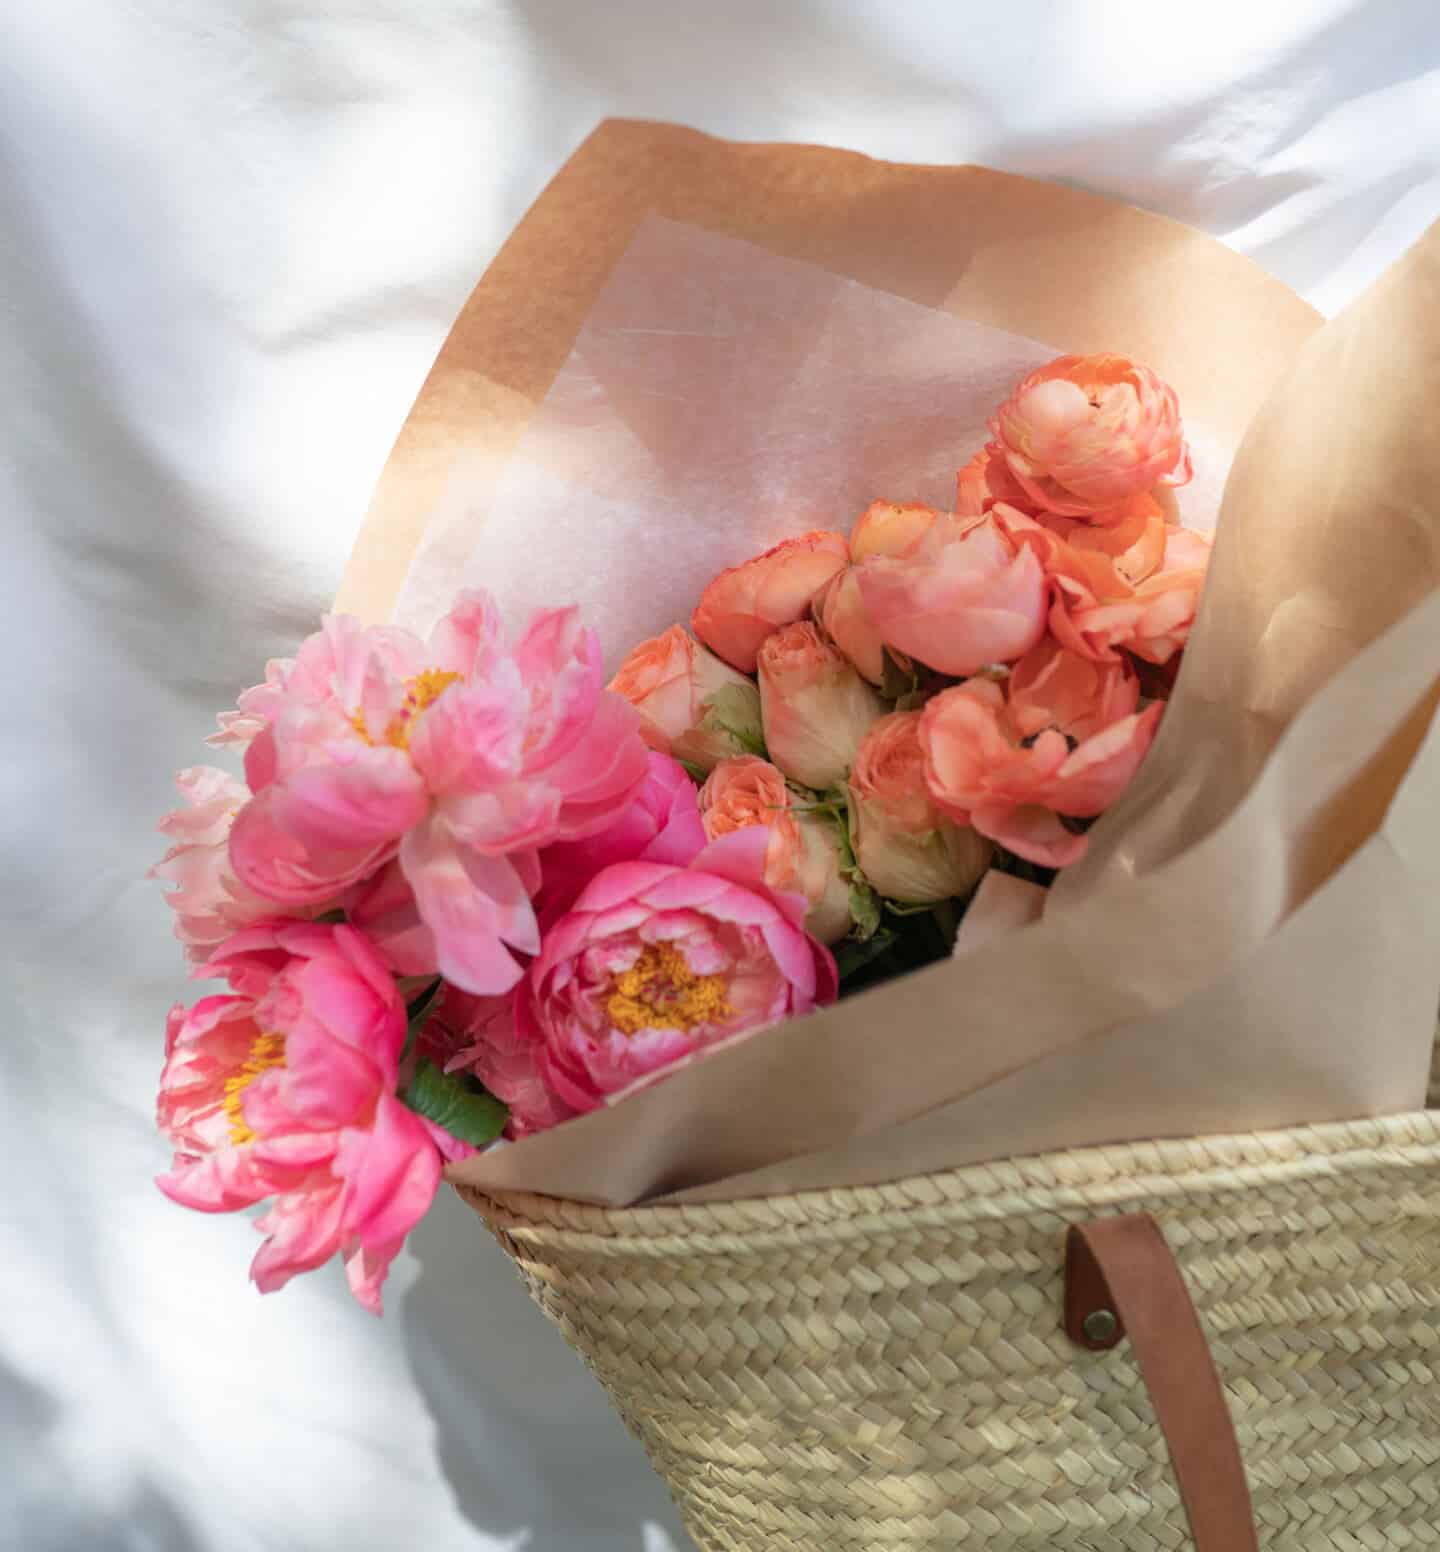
4 4 1437 1548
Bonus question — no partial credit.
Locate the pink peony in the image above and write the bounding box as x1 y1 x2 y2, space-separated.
691 531 849 673
698 756 852 944
856 512 1048 677
991 353 1193 518
757 621 885 790
154 921 450 1313
921 642 1162 867
504 829 838 1129
537 751 708 922
225 592 648 996
608 625 763 771
848 711 992 903
151 766 315 962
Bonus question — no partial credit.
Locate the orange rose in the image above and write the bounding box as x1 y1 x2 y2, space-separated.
819 568 885 685
955 445 1034 517
757 621 885 790
848 712 991 903
856 511 1048 677
698 756 851 943
608 625 763 771
921 641 1160 868
849 499 940 562
691 530 849 673
995 502 1209 665
991 353 1192 519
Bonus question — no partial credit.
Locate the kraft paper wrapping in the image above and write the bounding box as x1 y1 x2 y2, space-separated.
335 121 1439 1206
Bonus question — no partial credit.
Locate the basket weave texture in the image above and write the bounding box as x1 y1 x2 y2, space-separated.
465 1107 1440 1550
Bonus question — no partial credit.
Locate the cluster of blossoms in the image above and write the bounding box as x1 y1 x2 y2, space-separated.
152 352 1206 1309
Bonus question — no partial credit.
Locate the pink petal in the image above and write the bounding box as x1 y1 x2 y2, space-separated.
270 747 429 850
249 1180 349 1294
399 820 537 995
333 1094 443 1249
229 787 396 906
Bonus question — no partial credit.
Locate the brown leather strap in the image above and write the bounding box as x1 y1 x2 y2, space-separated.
1065 1214 1259 1552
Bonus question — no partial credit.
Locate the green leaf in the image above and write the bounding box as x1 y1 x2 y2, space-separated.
677 759 709 785
399 977 444 1064
401 1059 508 1147
700 682 766 758
834 926 896 983
883 898 936 918
848 880 882 941
314 908 347 926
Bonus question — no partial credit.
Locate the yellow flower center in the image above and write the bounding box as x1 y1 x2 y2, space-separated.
605 943 732 1036
351 667 463 751
222 1031 287 1146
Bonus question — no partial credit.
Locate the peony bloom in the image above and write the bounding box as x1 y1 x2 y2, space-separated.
507 829 838 1127
151 766 314 963
921 642 1162 867
429 986 571 1141
537 751 708 923
691 531 849 673
154 921 449 1313
608 625 763 771
990 353 1193 518
849 499 940 563
856 512 1048 677
225 591 648 996
757 621 885 790
698 755 851 943
848 712 992 903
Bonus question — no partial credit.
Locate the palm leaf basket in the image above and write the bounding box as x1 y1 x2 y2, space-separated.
458 1037 1440 1550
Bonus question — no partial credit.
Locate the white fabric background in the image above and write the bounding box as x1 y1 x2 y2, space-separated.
3 4 1437 1549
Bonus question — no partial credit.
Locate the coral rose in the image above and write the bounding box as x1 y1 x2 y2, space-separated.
505 830 838 1127
757 621 885 790
955 445 1035 518
154 921 451 1313
991 353 1193 518
996 502 1209 664
819 568 886 685
699 755 851 944
608 625 763 771
856 512 1048 677
849 499 940 563
921 642 1162 867
691 530 849 672
848 712 992 903
226 590 647 996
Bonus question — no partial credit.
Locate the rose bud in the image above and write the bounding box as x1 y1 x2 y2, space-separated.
757 621 885 790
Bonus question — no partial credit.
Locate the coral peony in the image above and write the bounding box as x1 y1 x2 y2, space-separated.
921 642 1162 867
691 531 849 673
608 625 763 770
856 512 1048 677
154 921 449 1313
757 621 885 790
225 591 647 996
848 712 992 903
507 830 838 1127
990 353 1193 518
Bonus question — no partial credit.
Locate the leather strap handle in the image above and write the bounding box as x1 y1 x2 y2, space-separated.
1065 1214 1259 1552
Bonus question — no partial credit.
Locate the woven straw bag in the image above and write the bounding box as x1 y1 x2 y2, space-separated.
461 1042 1440 1550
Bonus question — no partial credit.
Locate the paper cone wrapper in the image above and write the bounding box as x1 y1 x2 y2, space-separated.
337 121 1440 1205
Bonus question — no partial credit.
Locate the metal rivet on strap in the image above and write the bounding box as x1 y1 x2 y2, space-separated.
1083 1308 1119 1344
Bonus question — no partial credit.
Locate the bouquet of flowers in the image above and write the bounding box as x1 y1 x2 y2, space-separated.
148 120 1440 1551
152 348 1210 1311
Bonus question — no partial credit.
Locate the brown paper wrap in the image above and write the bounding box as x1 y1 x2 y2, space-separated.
336 121 1439 1206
